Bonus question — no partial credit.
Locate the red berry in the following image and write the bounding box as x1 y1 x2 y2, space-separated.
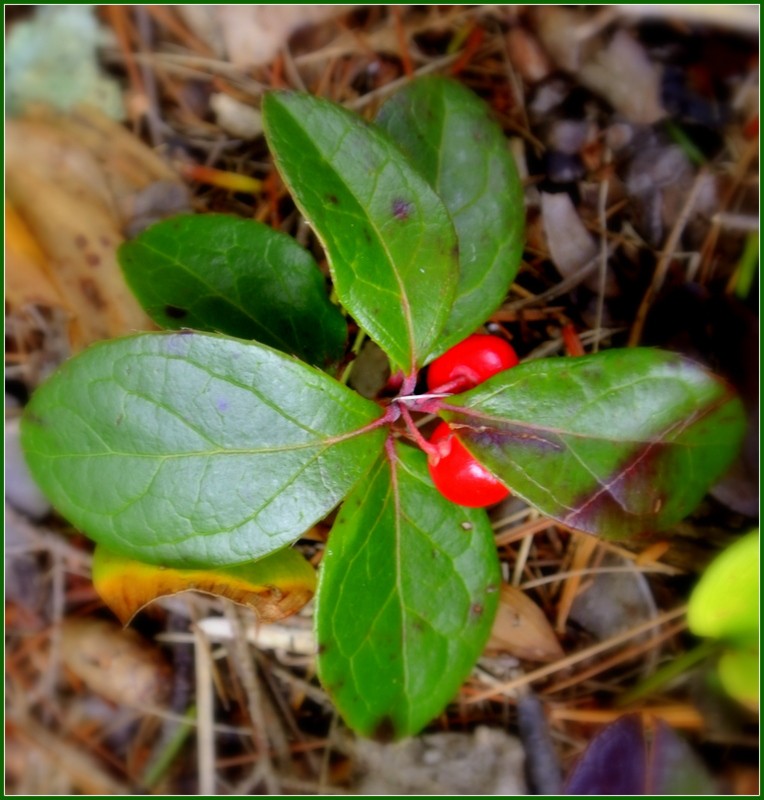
427 422 510 508
427 334 519 392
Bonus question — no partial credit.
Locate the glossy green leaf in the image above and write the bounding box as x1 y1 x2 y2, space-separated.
687 529 759 643
263 91 459 373
118 214 347 368
93 543 316 625
376 76 525 357
441 349 745 539
316 441 501 740
21 332 386 568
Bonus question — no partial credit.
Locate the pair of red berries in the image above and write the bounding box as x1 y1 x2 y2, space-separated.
425 334 518 508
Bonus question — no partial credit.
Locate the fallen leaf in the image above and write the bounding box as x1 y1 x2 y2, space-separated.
5 201 67 310
578 30 665 125
506 27 553 84
93 545 317 626
486 584 564 662
534 9 666 124
541 192 617 295
177 6 353 68
60 617 171 707
6 106 191 350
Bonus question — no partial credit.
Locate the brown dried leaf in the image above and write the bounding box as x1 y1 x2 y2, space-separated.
485 584 564 663
578 30 665 125
177 6 353 68
5 106 189 350
534 9 665 124
506 27 553 85
7 166 152 349
60 617 171 707
540 191 620 298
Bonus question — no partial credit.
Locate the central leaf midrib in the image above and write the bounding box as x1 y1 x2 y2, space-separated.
446 396 726 448
275 101 421 370
388 442 412 730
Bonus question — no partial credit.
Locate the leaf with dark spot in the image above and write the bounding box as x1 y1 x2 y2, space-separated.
316 442 500 739
263 91 458 373
442 349 746 539
377 77 524 358
119 214 347 368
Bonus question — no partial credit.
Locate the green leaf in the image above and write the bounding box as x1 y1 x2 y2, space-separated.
717 646 759 708
441 349 746 539
376 76 525 357
263 91 459 374
316 441 501 740
21 332 386 568
93 543 316 626
687 529 759 643
118 214 347 368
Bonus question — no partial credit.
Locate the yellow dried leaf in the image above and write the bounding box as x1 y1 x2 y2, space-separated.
7 166 152 349
5 201 67 310
93 545 317 626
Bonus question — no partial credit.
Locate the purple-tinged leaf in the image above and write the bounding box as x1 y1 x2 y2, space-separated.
441 349 745 539
565 715 716 795
565 715 646 795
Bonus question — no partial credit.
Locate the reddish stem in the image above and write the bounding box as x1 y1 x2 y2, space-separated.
398 404 438 458
561 323 586 357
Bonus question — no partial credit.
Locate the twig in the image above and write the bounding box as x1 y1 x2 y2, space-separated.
521 564 682 590
347 53 460 111
465 605 687 703
506 255 601 312
517 693 563 795
547 703 704 730
555 532 599 633
193 626 216 795
224 606 281 794
542 620 687 695
511 521 535 587
9 707 132 795
593 162 611 353
494 515 556 546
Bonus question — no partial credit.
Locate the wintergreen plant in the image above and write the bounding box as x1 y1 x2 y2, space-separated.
21 78 745 740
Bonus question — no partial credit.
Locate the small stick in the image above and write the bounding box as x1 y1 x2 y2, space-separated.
555 531 599 633
391 6 414 77
194 626 216 795
542 619 686 695
593 165 610 353
450 25 485 76
465 605 687 704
